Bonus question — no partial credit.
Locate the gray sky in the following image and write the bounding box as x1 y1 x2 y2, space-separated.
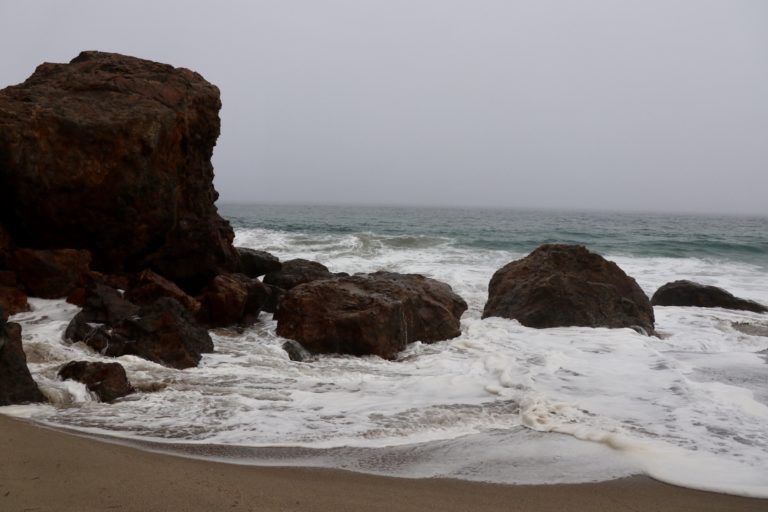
2 1 767 214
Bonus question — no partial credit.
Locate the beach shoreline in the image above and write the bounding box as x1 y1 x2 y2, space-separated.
2 414 765 512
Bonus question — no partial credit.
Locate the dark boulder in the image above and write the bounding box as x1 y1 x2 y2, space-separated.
482 244 655 335
126 269 201 315
0 271 29 321
264 259 334 291
196 273 268 327
275 272 467 360
10 248 91 299
0 51 238 291
58 361 134 402
76 283 139 325
0 320 46 405
237 248 282 278
651 280 767 313
263 284 285 314
282 340 310 362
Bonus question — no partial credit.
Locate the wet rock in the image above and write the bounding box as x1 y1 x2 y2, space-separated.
58 361 134 402
237 248 282 278
264 259 334 291
77 283 139 325
651 280 767 313
282 340 310 362
263 284 285 314
0 271 29 320
10 248 91 299
0 320 46 405
126 269 200 315
732 322 768 337
196 273 268 327
275 271 467 360
482 244 655 335
0 51 238 290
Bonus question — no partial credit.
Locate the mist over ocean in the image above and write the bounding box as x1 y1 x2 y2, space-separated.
6 205 768 497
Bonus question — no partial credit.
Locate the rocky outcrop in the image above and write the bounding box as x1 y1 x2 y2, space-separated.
482 244 655 335
10 248 91 299
196 273 269 327
0 320 46 405
0 51 238 291
264 259 334 291
651 280 767 313
126 269 200 314
262 284 285 314
237 248 282 278
0 271 29 321
275 272 467 359
65 284 212 369
58 361 134 402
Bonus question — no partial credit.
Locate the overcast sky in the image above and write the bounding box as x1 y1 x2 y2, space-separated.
1 1 767 214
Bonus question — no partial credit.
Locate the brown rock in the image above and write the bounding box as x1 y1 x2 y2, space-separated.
0 285 29 321
263 284 285 314
482 244 655 335
0 320 46 405
263 259 334 291
58 361 134 402
275 272 467 360
126 269 200 314
237 248 282 278
651 280 767 313
196 273 268 327
0 51 238 291
10 248 91 299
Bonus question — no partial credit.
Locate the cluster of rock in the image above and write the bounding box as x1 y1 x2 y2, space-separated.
1 51 765 408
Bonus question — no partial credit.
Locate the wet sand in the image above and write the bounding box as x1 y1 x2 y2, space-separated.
1 415 765 512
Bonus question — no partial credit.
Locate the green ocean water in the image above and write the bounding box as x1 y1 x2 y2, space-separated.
220 204 768 267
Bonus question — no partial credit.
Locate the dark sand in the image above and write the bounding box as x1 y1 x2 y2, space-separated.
1 415 765 512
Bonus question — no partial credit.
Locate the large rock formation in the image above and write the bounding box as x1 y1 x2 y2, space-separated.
237 248 282 278
0 51 238 291
195 273 269 327
651 280 767 313
275 272 467 359
0 320 46 405
58 361 134 403
482 244 655 335
10 248 91 299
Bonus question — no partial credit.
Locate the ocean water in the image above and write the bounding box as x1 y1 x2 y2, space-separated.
3 205 768 497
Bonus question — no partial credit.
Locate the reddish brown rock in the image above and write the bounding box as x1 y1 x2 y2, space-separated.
0 320 46 405
264 259 334 291
10 248 91 299
0 285 29 321
651 280 767 313
275 272 467 360
0 51 238 291
196 273 268 327
482 244 655 335
58 361 134 402
126 269 200 314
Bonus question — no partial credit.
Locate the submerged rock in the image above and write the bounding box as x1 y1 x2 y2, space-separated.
482 244 655 335
58 361 134 402
275 271 467 359
264 259 334 291
651 280 767 313
0 51 238 290
0 320 46 405
237 248 282 278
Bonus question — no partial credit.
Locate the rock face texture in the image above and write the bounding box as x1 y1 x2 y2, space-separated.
0 320 46 405
264 259 334 291
0 272 29 321
58 361 134 402
10 248 92 299
237 248 282 278
126 269 200 315
275 272 467 359
482 244 655 335
0 51 238 291
651 280 767 313
196 273 269 327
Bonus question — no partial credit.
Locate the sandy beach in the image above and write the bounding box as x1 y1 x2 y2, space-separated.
1 415 765 512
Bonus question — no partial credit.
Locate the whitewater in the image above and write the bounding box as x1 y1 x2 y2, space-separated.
2 206 767 498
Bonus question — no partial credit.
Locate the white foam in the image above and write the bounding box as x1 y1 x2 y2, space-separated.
2 229 767 496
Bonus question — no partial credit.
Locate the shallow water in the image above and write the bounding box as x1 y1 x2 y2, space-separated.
3 206 768 497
